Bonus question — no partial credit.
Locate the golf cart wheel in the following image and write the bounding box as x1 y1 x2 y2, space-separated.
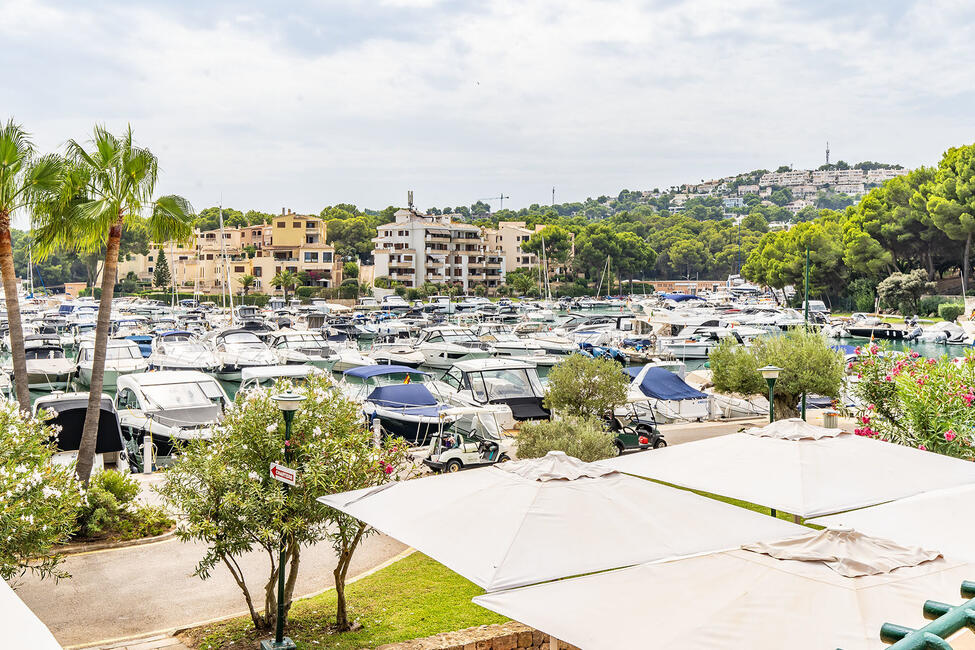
614 441 625 456
445 459 463 473
653 438 667 449
498 454 511 463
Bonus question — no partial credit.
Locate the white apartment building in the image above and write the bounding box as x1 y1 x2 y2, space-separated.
737 184 760 196
484 221 537 272
834 183 866 195
759 170 811 187
372 208 505 291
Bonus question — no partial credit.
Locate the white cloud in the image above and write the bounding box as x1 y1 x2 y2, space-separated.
1 0 973 219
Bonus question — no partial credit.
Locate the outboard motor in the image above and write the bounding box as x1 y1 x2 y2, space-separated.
905 326 923 342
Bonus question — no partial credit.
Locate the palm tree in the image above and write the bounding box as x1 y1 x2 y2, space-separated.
34 125 193 484
272 270 298 303
0 120 64 410
239 274 255 298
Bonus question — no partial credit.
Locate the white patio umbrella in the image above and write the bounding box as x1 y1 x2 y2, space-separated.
810 484 975 561
318 451 805 591
599 418 975 518
1 579 62 649
474 528 975 650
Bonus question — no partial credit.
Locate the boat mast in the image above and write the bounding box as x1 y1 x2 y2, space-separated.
218 205 236 324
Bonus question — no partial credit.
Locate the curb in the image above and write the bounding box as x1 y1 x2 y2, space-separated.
57 529 177 556
67 547 417 650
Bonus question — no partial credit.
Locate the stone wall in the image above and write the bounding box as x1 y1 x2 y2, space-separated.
376 622 580 650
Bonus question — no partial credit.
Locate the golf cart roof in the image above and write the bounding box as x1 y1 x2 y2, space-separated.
240 365 323 381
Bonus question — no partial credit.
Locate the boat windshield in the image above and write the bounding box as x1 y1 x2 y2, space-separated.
220 332 263 345
141 381 223 410
81 345 142 362
433 332 479 343
276 335 328 349
469 368 543 402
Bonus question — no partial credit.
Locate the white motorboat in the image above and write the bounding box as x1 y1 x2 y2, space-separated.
75 339 149 390
34 392 128 472
433 358 548 430
237 364 324 394
19 335 76 390
268 330 340 369
148 330 221 373
471 322 559 367
115 371 231 466
209 328 279 381
369 340 426 367
415 326 494 369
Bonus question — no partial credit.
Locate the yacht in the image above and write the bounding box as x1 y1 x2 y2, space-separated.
471 322 559 367
209 329 279 381
434 358 548 430
414 326 494 369
268 330 340 369
34 392 128 472
19 335 76 390
75 339 149 390
115 371 231 465
369 336 426 368
238 364 324 394
148 330 221 373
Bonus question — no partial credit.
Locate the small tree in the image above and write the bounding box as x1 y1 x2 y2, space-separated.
343 261 358 279
152 248 171 288
544 354 629 419
238 274 255 297
0 400 82 581
271 270 299 302
159 376 410 633
876 269 935 316
709 328 844 419
939 302 965 322
517 416 616 462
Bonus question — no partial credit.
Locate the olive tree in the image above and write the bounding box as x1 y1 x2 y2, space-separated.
543 354 629 419
0 400 82 582
709 328 844 419
876 269 935 316
159 376 410 633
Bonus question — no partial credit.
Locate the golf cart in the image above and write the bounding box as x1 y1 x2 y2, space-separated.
607 394 667 455
423 407 513 473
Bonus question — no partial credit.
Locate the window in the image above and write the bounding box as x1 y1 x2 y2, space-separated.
293 222 301 228
306 221 316 228
322 252 332 262
148 267 153 273
206 254 214 260
253 267 262 277
277 221 286 228
234 266 245 273
147 255 153 262
304 252 318 263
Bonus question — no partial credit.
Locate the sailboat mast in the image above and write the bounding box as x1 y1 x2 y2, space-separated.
218 205 235 323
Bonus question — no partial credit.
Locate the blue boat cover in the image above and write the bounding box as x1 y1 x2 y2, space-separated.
344 365 429 379
624 366 707 400
660 293 705 302
831 344 858 355
367 383 438 407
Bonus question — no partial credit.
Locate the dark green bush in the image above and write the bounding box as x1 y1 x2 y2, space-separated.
76 470 174 540
917 295 949 317
517 416 616 462
938 303 965 322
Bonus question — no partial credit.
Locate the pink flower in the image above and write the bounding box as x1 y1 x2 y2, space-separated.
927 358 937 365
918 444 927 451
847 362 854 370
284 439 291 447
945 430 957 442
885 375 893 382
860 416 871 425
856 373 863 379
916 378 925 386
867 404 875 411
910 351 920 359
384 464 393 475
854 346 862 354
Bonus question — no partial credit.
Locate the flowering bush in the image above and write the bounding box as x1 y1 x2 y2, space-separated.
849 344 975 459
159 375 412 633
0 400 82 581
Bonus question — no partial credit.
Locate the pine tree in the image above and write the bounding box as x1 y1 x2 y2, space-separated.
153 249 171 288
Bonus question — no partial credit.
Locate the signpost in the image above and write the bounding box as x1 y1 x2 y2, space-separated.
270 462 296 486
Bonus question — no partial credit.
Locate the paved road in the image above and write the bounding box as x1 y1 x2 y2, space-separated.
16 530 406 647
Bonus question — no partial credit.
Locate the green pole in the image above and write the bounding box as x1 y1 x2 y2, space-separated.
766 377 776 424
265 409 297 650
801 247 809 420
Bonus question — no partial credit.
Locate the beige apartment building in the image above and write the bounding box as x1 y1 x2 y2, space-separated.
372 208 505 292
117 209 343 294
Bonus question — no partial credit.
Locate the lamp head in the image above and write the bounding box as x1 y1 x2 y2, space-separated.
758 365 783 381
273 389 306 412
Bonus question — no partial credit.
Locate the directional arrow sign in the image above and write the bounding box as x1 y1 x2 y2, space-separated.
270 462 296 486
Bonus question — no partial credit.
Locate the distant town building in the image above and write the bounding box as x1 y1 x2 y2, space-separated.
371 207 505 291
723 197 746 209
737 184 759 196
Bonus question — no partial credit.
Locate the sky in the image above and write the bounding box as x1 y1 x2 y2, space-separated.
3 0 975 221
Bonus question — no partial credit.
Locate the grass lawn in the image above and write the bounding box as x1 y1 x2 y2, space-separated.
183 552 507 650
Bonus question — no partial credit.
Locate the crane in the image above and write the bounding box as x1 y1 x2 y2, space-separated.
478 193 510 211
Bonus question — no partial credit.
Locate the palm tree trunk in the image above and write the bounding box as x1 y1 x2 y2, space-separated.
75 219 122 485
0 216 30 410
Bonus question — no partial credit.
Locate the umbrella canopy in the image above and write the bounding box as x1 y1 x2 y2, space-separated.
318 451 805 591
810 484 975 561
1 579 62 648
474 528 975 650
599 419 975 518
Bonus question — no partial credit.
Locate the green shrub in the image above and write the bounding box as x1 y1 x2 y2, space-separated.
939 302 965 322
917 295 949 317
544 355 629 418
517 416 616 462
77 470 140 537
296 286 315 299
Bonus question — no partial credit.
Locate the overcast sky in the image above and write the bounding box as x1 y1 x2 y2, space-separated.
3 0 975 220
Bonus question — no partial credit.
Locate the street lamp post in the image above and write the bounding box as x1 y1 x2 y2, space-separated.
261 390 306 650
758 365 783 424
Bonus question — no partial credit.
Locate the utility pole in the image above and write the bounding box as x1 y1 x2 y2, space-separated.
552 187 555 206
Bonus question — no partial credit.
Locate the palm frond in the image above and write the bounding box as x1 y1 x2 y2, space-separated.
149 194 194 244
